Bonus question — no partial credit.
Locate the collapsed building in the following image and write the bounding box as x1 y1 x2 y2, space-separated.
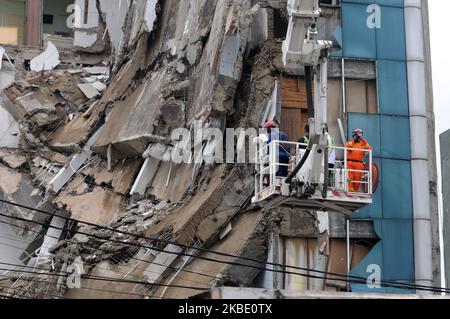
0 0 441 299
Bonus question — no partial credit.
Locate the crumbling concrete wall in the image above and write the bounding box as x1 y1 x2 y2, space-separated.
0 0 335 299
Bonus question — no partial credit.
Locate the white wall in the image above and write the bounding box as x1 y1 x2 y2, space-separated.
0 65 19 148
0 216 35 270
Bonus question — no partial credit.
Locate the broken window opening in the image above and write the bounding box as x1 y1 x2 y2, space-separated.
272 9 288 40
319 0 341 6
83 0 89 26
0 0 74 48
342 59 379 116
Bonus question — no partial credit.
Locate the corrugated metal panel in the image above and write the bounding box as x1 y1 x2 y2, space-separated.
382 220 414 281
350 221 385 293
284 238 310 291
381 159 413 220
342 0 404 8
326 240 349 290
342 3 376 59
380 115 411 160
284 238 372 292
377 60 409 116
353 158 383 220
376 6 406 61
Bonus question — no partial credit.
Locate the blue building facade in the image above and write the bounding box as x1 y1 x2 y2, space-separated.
337 0 416 293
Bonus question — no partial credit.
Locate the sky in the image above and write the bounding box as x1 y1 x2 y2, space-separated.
429 0 448 287
429 1 450 137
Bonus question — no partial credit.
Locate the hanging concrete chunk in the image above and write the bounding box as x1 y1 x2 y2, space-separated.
130 157 161 198
30 42 61 72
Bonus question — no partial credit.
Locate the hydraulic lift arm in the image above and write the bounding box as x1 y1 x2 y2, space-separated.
282 0 332 191
252 0 374 212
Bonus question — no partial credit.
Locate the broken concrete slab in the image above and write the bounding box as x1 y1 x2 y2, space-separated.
67 175 90 196
30 42 61 72
93 158 143 195
196 209 237 243
49 126 104 193
0 164 47 230
56 187 124 225
0 165 23 195
143 244 183 284
0 150 27 169
3 84 61 121
130 157 161 198
83 67 110 75
49 100 104 151
146 165 254 246
143 143 167 160
150 212 265 299
78 83 101 99
92 81 107 92
91 70 167 159
99 0 130 54
81 76 97 84
148 162 192 204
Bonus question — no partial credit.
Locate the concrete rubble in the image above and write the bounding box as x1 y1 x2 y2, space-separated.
30 42 61 72
0 0 379 299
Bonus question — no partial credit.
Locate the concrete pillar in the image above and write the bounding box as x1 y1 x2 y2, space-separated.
404 0 433 293
25 0 42 47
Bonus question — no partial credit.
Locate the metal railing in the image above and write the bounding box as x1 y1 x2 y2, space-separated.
254 140 373 202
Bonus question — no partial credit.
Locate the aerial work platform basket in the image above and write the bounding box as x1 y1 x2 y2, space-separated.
252 140 378 214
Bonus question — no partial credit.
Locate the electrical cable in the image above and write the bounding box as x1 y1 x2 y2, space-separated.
0 218 222 284
0 200 450 292
0 271 150 299
1 198 382 285
0 283 68 299
0 267 211 291
1 209 446 294
0 210 448 294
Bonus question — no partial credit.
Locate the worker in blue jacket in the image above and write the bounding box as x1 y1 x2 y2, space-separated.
264 120 291 177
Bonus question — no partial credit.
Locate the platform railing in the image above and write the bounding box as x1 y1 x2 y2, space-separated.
254 140 373 202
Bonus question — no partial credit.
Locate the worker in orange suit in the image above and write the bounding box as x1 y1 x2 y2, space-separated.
346 129 372 193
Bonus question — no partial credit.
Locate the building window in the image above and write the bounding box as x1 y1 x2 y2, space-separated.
320 0 340 6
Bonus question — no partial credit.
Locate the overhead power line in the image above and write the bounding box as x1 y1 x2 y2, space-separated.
0 209 448 294
0 199 418 289
0 266 211 292
0 218 221 285
0 267 153 299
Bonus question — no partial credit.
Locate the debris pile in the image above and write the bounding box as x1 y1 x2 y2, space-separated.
0 0 333 299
